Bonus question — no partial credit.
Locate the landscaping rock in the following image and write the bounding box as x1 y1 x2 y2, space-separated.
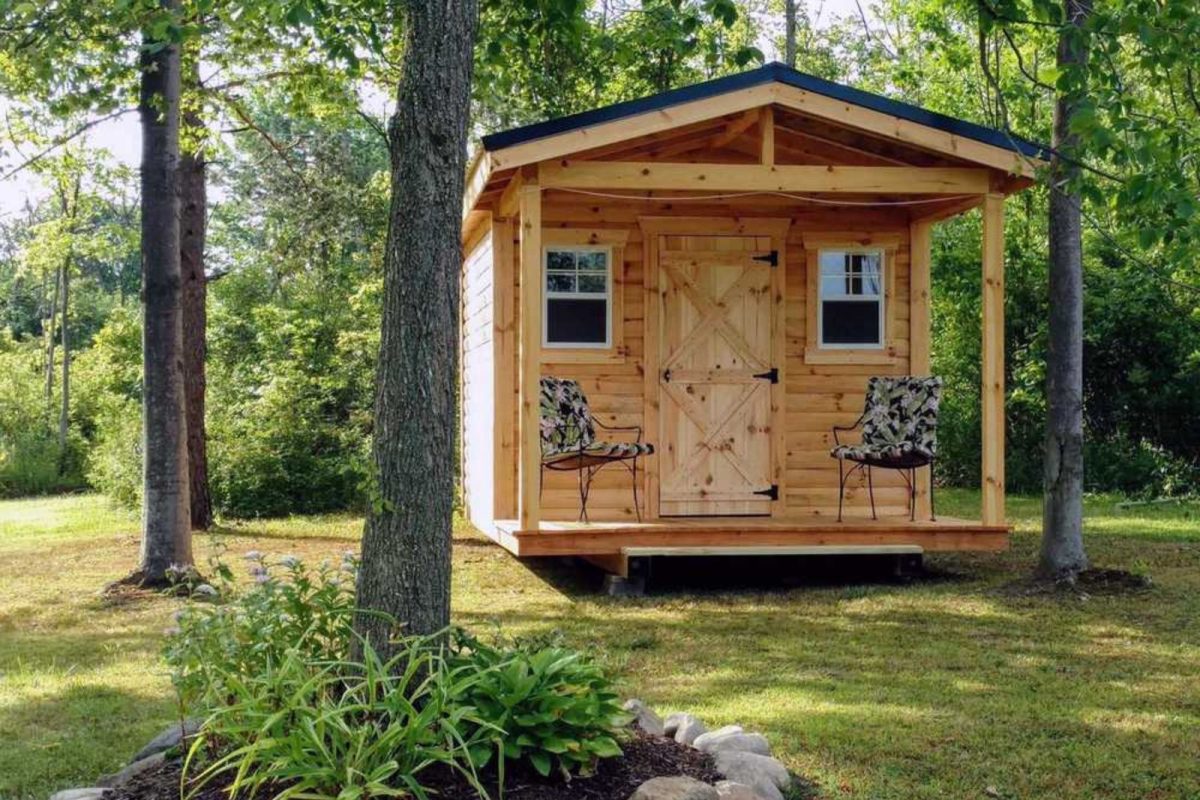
691 725 742 749
674 715 708 746
49 789 110 800
715 781 761 800
663 712 689 737
97 752 165 788
629 776 719 800
695 731 771 757
130 718 202 763
623 699 666 736
713 751 790 800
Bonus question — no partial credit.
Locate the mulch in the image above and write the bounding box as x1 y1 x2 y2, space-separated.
109 730 722 800
1000 566 1154 598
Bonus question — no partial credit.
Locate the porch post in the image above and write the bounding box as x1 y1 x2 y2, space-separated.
909 219 933 518
517 177 542 530
981 192 1006 526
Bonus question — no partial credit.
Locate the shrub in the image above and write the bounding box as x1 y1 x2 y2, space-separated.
449 630 627 779
164 550 360 713
184 638 491 800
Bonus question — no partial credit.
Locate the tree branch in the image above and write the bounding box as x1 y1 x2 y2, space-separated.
0 108 134 182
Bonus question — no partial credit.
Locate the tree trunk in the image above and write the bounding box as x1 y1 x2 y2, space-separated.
58 259 70 472
180 58 212 531
354 0 477 656
1039 0 1090 579
136 0 192 585
784 0 797 67
45 266 59 404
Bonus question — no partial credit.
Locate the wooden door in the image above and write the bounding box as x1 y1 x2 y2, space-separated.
658 235 779 516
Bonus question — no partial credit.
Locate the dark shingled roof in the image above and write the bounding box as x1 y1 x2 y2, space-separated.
481 62 1048 161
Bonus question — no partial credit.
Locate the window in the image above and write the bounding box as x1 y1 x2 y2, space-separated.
818 248 885 348
543 246 612 348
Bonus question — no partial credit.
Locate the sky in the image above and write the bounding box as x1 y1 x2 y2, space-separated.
0 0 866 216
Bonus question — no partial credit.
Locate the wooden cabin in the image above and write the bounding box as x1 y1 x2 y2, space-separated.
458 63 1045 579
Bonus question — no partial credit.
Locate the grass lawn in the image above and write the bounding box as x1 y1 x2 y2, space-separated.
1 492 1198 800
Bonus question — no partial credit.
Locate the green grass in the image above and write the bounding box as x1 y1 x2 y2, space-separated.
1 492 1198 800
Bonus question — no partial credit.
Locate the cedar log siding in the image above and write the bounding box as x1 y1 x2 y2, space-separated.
492 195 918 521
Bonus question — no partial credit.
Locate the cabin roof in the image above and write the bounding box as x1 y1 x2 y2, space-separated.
480 62 1048 161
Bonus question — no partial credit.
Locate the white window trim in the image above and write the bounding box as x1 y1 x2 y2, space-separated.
542 244 614 349
817 247 886 350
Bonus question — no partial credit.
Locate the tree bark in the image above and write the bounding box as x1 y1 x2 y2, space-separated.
1039 0 1090 579
180 57 212 531
784 0 797 67
45 265 58 404
354 0 477 656
136 0 193 585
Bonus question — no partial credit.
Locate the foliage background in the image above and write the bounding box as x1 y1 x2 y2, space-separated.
2 0 1198 511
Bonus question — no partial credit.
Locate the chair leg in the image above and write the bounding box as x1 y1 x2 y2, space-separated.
577 463 588 522
929 462 937 521
867 465 877 520
837 458 846 523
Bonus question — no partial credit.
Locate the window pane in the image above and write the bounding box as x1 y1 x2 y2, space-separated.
820 251 848 276
547 298 608 344
577 273 606 293
547 250 575 270
546 272 575 293
578 251 607 271
822 300 881 345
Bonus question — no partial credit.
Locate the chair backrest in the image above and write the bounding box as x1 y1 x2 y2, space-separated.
861 376 943 455
539 377 596 456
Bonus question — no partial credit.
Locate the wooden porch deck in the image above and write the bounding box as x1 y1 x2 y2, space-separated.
488 515 1010 558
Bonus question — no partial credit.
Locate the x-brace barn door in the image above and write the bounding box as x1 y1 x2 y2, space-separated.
657 233 783 516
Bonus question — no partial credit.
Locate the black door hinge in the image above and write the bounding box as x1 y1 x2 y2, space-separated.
752 367 779 384
662 368 672 383
752 250 779 267
754 484 779 501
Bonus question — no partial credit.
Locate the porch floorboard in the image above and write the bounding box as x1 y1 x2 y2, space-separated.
489 516 1010 557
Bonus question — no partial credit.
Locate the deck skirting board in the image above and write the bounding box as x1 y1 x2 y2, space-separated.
486 517 1010 557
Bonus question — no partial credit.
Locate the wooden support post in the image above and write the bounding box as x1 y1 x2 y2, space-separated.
518 181 542 530
981 193 1005 526
492 216 516 520
910 219 933 519
760 106 775 166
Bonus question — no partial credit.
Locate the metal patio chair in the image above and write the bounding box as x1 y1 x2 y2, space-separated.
540 377 654 522
831 375 942 522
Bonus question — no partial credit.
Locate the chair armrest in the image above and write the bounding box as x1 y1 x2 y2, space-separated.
594 418 643 443
831 413 867 448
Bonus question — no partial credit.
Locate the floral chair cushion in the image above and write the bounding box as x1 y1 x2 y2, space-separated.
832 376 942 462
540 377 595 456
539 377 655 461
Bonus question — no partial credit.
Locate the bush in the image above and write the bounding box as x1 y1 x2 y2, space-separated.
164 555 628 800
449 630 627 778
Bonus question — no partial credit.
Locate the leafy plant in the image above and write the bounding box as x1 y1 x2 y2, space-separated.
164 551 360 713
449 630 628 779
184 636 494 800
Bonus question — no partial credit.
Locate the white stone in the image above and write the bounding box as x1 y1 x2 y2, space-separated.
663 712 689 737
628 776 719 800
97 752 165 788
674 715 708 746
623 698 665 736
715 781 761 800
49 790 110 800
692 724 743 749
713 751 791 800
696 731 771 756
131 718 202 763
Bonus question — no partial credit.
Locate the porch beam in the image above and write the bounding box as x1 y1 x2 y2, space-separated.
538 161 991 194
517 178 542 530
759 106 775 166
981 193 1006 526
910 219 933 518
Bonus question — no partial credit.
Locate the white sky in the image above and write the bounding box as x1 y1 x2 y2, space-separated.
0 0 865 216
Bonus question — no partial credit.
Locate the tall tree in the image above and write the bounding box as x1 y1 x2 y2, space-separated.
136 0 193 584
354 0 477 653
784 0 797 66
180 53 212 531
1039 0 1089 578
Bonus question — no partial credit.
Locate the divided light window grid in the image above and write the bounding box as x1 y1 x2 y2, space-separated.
818 249 884 348
543 246 611 348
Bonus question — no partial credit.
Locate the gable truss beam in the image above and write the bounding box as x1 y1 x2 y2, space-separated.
538 161 991 194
